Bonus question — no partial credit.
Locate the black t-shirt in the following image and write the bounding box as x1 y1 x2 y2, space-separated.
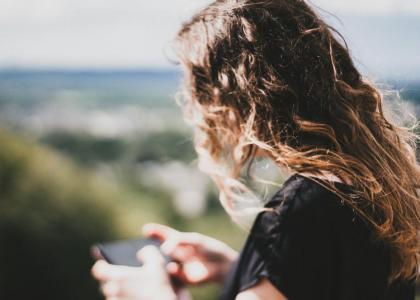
219 173 415 300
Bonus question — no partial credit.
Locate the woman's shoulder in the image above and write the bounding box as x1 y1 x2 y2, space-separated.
230 173 359 299
246 172 364 260
247 174 340 250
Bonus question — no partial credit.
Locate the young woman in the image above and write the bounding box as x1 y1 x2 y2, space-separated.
91 0 420 299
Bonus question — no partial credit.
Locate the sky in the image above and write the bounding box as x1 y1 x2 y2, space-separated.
0 0 419 78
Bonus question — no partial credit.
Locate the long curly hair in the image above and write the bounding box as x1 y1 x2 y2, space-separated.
173 0 420 282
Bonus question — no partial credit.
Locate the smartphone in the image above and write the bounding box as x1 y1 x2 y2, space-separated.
91 238 172 267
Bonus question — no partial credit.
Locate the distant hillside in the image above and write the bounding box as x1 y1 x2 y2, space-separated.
0 69 181 108
388 79 420 104
0 69 419 107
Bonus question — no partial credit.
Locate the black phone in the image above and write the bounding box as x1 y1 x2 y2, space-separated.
91 238 172 267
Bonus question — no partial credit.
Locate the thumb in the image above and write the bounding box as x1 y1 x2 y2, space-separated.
137 245 165 266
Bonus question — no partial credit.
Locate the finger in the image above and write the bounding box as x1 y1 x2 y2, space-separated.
91 260 134 281
166 262 188 284
137 245 165 266
142 223 180 241
101 281 123 298
160 233 203 256
162 243 195 262
182 260 210 283
166 262 181 275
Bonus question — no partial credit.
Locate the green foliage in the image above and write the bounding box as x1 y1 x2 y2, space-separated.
0 129 131 300
132 130 195 163
40 130 196 167
40 131 125 165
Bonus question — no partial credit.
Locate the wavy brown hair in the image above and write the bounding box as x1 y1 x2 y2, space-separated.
174 0 420 282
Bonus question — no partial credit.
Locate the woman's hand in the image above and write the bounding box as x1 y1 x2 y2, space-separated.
143 223 238 285
91 245 180 300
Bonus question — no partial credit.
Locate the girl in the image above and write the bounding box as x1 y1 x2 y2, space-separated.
92 0 420 299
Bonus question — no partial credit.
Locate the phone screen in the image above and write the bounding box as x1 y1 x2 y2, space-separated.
91 238 170 267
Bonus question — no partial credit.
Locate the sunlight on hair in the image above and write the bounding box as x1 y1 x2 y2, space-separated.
174 0 420 282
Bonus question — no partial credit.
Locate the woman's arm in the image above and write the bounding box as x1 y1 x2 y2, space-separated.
236 278 288 300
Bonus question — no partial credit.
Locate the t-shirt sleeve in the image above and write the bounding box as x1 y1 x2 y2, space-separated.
237 192 336 300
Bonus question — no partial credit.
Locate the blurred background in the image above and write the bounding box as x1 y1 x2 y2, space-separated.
0 0 419 299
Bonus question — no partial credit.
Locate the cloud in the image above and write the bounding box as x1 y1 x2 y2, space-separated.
0 0 418 72
0 0 203 68
311 0 420 16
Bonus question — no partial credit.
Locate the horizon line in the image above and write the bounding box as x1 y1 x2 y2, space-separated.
0 67 419 82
